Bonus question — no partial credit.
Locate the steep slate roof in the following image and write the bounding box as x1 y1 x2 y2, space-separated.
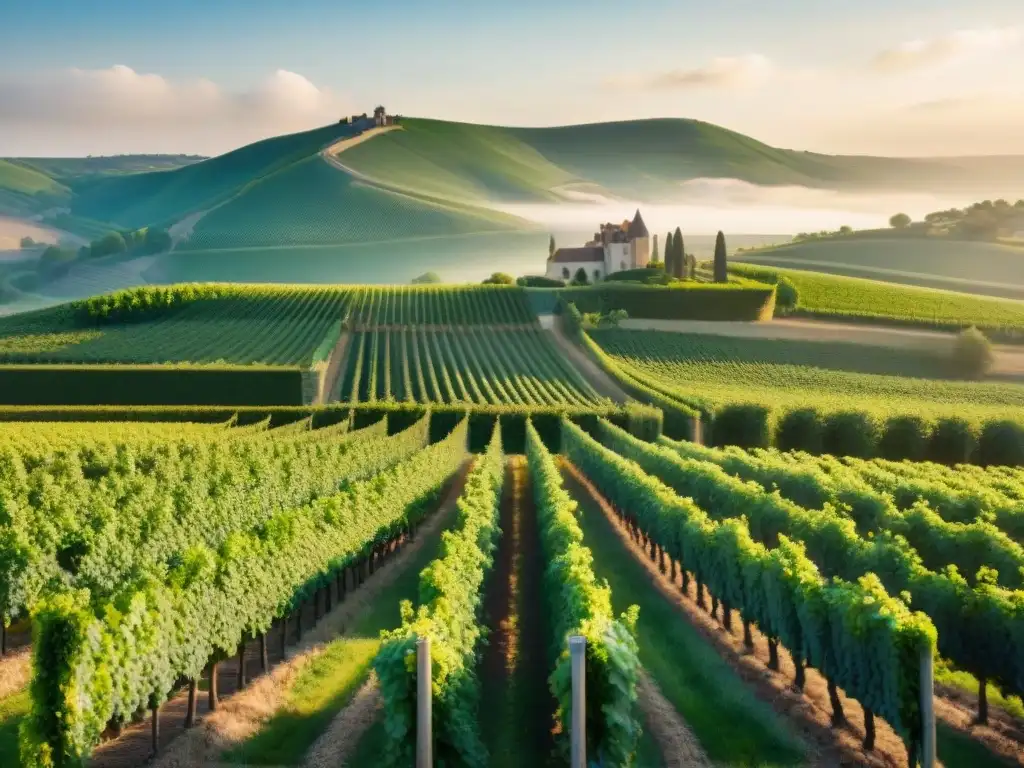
551 246 605 263
627 209 649 239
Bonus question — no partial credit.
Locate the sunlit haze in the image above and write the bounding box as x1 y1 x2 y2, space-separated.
2 0 1024 157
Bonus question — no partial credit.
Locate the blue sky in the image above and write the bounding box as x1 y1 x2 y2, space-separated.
2 0 1023 156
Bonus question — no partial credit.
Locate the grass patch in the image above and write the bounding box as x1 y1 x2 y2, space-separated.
0 689 30 767
567 473 805 767
936 722 1016 768
224 504 456 765
936 660 1024 720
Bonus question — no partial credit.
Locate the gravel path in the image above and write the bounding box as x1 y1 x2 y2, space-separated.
540 317 629 402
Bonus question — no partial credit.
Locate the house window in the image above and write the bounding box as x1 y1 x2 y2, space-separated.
594 269 602 282
562 267 570 279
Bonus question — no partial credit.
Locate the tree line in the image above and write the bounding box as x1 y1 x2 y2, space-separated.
889 198 1024 240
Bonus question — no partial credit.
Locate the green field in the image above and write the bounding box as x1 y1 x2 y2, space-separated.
735 238 1024 301
590 328 1024 423
733 263 1024 336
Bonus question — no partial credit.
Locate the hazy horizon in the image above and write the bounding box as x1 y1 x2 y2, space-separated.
3 2 1024 157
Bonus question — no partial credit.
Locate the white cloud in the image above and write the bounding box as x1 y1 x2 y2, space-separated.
871 28 1020 73
606 54 773 90
0 66 350 155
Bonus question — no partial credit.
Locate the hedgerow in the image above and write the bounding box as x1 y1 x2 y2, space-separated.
375 423 504 767
21 418 470 766
561 419 937 758
526 420 641 765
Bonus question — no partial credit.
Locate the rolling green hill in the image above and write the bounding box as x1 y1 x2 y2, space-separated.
69 122 361 229
0 160 70 217
340 118 1024 201
337 119 579 202
179 155 524 251
734 237 1024 300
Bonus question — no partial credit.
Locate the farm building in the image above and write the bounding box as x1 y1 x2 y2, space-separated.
374 106 398 127
546 209 650 282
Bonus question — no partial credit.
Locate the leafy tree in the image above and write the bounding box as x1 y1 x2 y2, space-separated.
482 272 515 285
951 326 995 379
19 236 36 249
889 213 912 229
89 231 128 259
713 231 728 283
141 228 172 254
412 272 441 284
548 235 556 259
685 252 697 280
571 267 589 286
39 245 75 266
838 225 853 235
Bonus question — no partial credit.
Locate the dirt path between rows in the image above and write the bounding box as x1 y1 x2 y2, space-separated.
618 317 1024 378
540 318 628 403
302 675 381 768
636 671 713 768
0 646 30 701
479 456 554 767
561 459 1024 768
99 462 471 768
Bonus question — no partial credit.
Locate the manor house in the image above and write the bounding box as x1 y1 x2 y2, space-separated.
546 210 650 283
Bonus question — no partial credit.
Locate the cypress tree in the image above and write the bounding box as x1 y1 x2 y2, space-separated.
673 227 685 279
652 234 659 264
714 231 728 283
548 234 556 259
664 231 674 273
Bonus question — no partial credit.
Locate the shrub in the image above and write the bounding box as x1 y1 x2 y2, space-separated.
482 272 515 285
878 415 930 461
774 408 823 453
976 420 1024 466
19 236 36 249
950 326 994 379
710 403 771 449
559 283 775 321
775 276 798 310
516 275 564 288
926 417 977 465
821 411 879 458
411 272 441 284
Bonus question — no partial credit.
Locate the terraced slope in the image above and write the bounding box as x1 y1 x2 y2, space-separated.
735 238 1024 300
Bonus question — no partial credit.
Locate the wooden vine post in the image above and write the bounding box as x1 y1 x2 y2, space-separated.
570 634 587 768
416 636 432 768
920 649 936 768
150 703 160 755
